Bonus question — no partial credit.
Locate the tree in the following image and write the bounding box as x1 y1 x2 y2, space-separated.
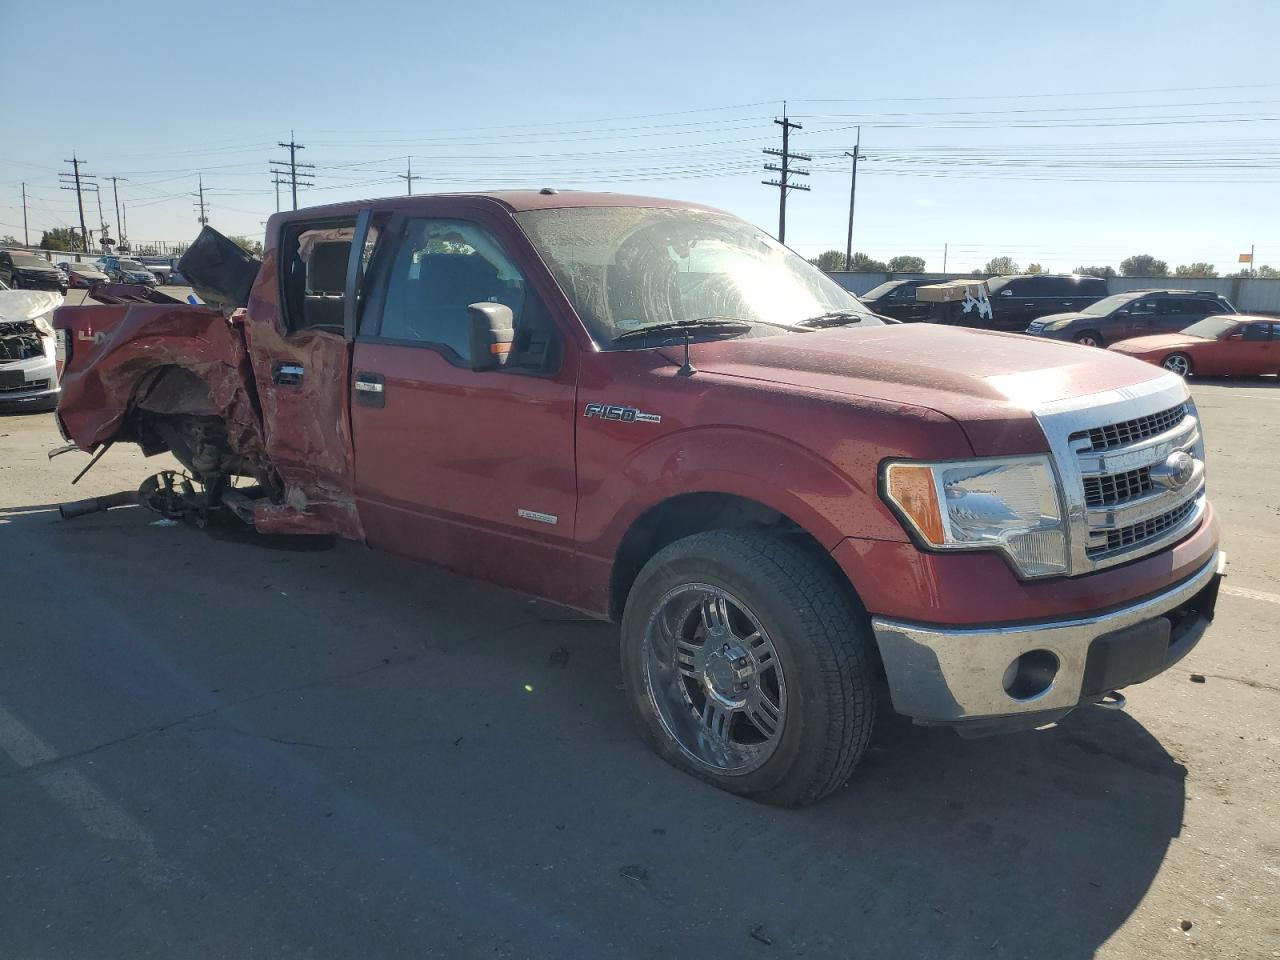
807 250 846 271
0 234 17 246
1074 264 1117 278
1174 262 1218 278
983 256 1020 275
40 227 82 252
229 235 264 257
887 255 926 273
1260 265 1280 278
1120 254 1169 277
1025 262 1043 274
850 252 889 272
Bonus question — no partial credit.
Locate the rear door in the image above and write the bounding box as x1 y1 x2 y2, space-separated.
240 210 378 539
348 208 579 601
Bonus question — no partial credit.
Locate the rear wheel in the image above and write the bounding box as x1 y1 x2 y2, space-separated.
1162 353 1193 377
620 530 878 806
1073 330 1105 347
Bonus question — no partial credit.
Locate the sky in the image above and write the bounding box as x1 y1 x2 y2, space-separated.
3 0 1278 274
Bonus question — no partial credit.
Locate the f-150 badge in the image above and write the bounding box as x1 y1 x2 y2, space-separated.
583 403 661 424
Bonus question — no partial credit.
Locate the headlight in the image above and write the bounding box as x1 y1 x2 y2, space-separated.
1043 318 1074 331
882 455 1067 578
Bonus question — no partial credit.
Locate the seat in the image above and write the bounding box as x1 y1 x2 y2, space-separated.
303 241 350 331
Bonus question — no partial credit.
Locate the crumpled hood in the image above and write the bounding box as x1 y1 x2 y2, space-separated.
0 290 63 331
1109 334 1207 355
684 323 1171 455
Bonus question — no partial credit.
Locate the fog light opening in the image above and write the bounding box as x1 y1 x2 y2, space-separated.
1002 649 1060 701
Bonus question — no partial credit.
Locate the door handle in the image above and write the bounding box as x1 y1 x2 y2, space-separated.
354 372 385 408
272 362 304 386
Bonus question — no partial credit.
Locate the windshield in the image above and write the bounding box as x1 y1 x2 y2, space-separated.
12 254 52 268
1081 293 1139 316
1180 316 1239 339
514 206 880 346
861 281 907 300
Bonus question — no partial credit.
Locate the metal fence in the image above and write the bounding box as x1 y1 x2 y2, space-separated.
826 272 1280 314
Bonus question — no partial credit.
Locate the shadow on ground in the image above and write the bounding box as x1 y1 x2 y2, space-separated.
0 499 1186 959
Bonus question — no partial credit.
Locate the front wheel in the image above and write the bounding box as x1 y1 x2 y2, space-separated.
1162 353 1193 377
620 530 878 806
1074 330 1105 348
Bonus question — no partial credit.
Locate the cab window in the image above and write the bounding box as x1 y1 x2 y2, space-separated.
371 218 555 371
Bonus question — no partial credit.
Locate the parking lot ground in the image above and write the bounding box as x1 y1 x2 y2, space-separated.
0 380 1276 959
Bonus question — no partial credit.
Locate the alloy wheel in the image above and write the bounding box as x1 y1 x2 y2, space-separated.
642 583 787 776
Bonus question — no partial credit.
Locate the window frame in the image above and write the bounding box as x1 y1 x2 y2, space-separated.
276 213 364 336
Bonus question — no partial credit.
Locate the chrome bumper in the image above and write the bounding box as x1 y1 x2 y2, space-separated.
870 551 1225 729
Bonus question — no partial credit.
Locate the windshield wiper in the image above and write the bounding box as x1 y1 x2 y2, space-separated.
795 310 867 328
611 315 808 343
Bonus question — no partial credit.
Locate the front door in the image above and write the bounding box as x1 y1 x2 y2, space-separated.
349 214 579 601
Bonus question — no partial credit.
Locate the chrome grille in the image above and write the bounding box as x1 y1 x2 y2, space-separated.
1035 377 1205 575
1070 402 1188 452
1083 467 1153 507
1088 499 1197 556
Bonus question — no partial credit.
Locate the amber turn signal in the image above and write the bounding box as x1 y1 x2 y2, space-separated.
883 463 945 545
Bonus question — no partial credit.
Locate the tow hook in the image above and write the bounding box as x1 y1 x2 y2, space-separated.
1094 691 1127 711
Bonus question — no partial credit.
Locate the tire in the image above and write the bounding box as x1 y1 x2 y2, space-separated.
620 530 878 806
1162 353 1193 377
1073 330 1105 348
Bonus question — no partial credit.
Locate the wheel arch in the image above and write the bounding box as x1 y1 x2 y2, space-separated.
607 490 867 624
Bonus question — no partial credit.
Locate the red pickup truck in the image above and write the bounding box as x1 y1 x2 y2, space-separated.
52 191 1224 805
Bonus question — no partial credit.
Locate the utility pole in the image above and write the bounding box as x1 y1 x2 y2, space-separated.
942 243 948 273
398 156 418 196
121 203 128 252
106 177 127 250
21 183 28 247
843 127 861 271
271 132 314 211
194 175 208 226
91 182 112 251
271 173 287 213
60 155 92 253
762 103 810 244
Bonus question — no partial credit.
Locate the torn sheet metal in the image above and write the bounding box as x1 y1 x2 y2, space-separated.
88 284 187 306
53 253 362 541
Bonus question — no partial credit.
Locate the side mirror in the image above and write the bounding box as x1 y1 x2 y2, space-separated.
1116 308 1130 316
999 289 1013 296
1227 332 1244 340
468 302 514 372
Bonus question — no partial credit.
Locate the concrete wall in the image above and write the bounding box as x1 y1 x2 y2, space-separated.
827 272 1280 314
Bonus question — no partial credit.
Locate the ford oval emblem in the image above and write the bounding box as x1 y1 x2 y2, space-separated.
1151 451 1195 489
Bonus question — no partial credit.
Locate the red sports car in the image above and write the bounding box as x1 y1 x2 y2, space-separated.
1108 314 1280 377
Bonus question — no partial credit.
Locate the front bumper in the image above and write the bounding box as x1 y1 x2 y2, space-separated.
871 550 1225 733
0 354 60 409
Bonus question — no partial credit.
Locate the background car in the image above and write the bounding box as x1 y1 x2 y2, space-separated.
858 278 933 321
96 256 158 287
59 261 111 288
137 256 174 285
1108 314 1279 377
0 251 68 294
927 273 1108 331
1026 289 1235 347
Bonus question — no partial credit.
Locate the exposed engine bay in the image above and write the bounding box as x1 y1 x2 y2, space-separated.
0 318 47 362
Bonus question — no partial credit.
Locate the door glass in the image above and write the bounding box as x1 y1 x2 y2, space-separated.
1243 323 1271 342
378 219 530 363
1129 299 1158 316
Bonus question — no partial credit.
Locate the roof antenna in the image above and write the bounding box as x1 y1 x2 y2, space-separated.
677 329 697 377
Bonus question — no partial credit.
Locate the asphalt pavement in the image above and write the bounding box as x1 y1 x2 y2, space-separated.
0 374 1276 959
